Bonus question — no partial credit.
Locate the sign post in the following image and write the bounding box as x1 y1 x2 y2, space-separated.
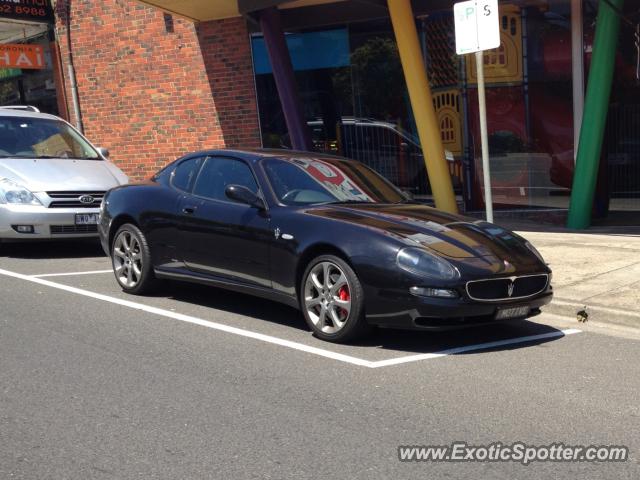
454 0 500 223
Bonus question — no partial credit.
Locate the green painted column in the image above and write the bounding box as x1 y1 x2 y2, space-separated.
567 0 624 229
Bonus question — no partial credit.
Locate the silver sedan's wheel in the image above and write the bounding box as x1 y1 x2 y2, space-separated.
112 230 143 288
304 261 352 335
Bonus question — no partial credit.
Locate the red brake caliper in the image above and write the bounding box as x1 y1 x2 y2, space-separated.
338 286 350 318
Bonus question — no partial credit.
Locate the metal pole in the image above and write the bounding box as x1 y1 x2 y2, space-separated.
475 50 493 223
460 51 473 210
567 0 623 229
571 0 585 163
67 63 82 133
63 0 83 133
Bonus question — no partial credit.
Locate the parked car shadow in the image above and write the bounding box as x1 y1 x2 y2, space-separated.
161 280 308 332
157 281 568 356
0 240 105 259
356 320 568 355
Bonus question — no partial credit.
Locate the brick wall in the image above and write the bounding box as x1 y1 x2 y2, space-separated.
54 0 261 181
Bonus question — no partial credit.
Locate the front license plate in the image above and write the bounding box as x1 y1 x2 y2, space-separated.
495 306 530 320
75 213 99 225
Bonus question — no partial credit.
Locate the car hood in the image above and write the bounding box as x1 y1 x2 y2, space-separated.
0 157 128 191
307 203 541 266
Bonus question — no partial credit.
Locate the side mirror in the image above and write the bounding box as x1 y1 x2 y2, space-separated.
402 189 415 201
96 147 110 158
225 184 265 210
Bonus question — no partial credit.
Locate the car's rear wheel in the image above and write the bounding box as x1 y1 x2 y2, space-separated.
111 223 157 295
300 255 369 343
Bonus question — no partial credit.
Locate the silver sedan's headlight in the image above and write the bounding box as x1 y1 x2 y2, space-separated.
0 178 42 205
396 247 460 280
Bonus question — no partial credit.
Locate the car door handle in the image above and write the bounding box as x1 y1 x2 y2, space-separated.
182 206 196 215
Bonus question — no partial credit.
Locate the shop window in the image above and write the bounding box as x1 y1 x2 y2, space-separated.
0 26 59 115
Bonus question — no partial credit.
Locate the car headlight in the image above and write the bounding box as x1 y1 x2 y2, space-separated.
396 247 460 280
0 178 42 205
524 241 546 263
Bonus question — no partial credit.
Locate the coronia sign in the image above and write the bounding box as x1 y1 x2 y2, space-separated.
0 0 53 22
0 44 45 69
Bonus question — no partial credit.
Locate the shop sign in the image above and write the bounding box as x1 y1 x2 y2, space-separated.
0 44 45 70
0 0 53 22
0 68 22 79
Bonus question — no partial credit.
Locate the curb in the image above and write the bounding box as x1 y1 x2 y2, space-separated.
545 297 640 331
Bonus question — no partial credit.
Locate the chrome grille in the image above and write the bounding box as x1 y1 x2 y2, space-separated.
50 225 98 235
466 274 549 302
47 191 105 209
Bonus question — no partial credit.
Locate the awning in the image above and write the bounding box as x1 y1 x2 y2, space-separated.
0 19 49 44
137 0 347 22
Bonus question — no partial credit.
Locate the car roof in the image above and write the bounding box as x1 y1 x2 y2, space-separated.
182 148 350 165
0 108 63 121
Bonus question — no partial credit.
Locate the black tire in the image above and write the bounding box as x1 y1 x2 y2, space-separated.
299 254 370 343
111 223 158 295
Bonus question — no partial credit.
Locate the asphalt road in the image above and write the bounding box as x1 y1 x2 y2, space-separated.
0 241 638 479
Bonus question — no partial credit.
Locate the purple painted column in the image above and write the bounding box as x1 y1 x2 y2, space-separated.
258 7 312 151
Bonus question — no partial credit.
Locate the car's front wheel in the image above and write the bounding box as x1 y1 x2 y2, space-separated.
300 255 369 343
111 223 157 295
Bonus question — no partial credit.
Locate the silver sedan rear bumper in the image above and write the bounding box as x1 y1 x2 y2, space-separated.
0 204 100 240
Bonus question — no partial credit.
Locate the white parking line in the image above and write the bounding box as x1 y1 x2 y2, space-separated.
0 267 581 369
369 329 582 368
32 269 113 278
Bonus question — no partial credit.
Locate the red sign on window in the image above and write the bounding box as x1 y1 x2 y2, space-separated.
0 44 45 70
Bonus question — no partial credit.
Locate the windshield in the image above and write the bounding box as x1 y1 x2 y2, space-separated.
0 116 100 160
263 156 406 206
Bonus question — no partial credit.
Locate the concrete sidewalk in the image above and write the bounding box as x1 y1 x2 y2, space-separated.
500 220 640 332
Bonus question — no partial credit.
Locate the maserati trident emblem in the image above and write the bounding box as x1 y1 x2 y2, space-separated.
274 227 281 240
507 281 515 297
79 195 95 204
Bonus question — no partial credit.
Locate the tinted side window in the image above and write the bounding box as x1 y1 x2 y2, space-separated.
153 163 173 186
193 157 258 202
171 156 205 192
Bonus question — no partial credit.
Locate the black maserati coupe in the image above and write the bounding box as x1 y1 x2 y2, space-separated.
99 149 553 343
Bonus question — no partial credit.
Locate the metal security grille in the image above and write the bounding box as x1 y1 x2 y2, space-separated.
605 104 640 210
338 120 432 195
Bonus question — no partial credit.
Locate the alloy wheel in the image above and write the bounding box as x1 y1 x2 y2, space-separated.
304 261 352 334
112 230 143 288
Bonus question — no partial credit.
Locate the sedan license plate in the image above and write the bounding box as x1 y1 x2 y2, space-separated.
75 213 99 225
495 306 530 320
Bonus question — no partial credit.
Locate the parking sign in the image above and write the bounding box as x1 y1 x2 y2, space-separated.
454 0 500 55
